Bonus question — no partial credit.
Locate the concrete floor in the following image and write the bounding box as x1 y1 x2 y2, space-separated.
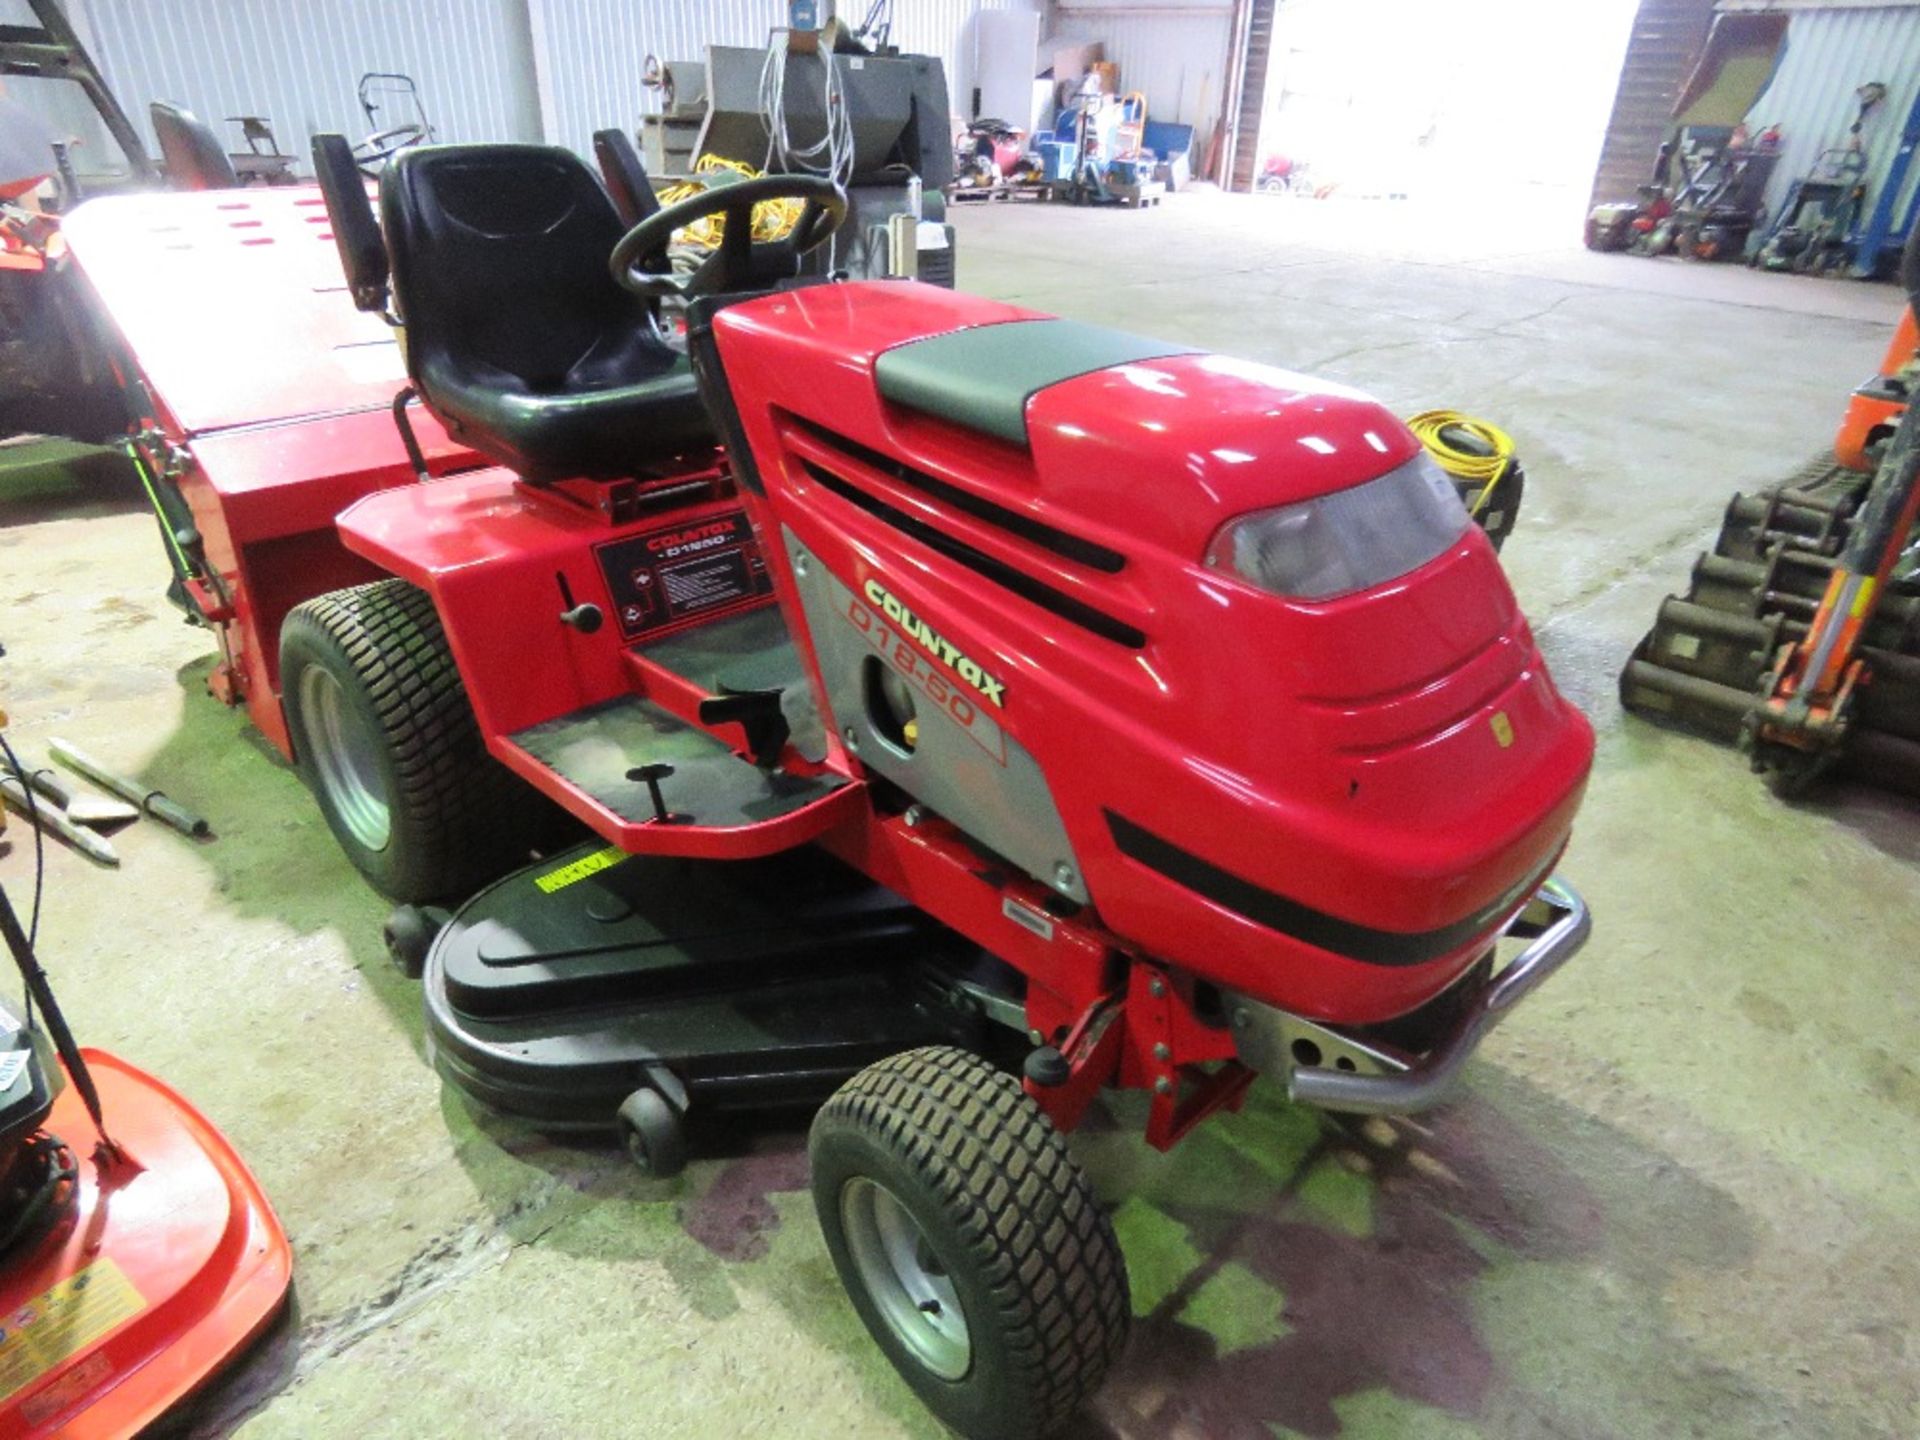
1 191 1916 1439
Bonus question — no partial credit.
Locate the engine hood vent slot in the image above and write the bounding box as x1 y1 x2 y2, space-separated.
794 456 1148 649
788 415 1127 575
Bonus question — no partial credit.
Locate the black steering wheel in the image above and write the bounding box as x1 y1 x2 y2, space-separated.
609 173 847 301
351 123 427 177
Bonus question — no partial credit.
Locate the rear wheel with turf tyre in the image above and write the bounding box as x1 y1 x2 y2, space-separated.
809 1046 1129 1440
280 578 555 902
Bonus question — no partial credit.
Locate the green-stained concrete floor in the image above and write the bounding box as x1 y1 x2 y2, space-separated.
1 191 1916 1438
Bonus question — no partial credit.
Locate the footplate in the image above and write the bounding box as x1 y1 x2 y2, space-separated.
502 693 863 858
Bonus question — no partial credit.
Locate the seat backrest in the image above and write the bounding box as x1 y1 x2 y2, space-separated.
150 101 238 190
380 144 640 394
592 128 660 226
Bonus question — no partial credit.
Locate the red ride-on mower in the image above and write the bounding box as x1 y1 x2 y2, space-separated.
66 132 1594 1436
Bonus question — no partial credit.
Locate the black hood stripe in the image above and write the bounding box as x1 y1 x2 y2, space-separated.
1105 810 1545 968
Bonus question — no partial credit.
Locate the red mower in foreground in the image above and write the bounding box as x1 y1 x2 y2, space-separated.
66 135 1594 1436
0 726 290 1436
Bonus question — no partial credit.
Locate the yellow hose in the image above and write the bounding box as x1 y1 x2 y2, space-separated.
656 154 804 250
1406 409 1514 517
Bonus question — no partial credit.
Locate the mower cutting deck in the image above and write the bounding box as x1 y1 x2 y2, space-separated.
64 133 1595 1438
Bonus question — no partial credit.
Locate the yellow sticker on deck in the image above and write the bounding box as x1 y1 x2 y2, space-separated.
0 1257 147 1405
533 844 629 894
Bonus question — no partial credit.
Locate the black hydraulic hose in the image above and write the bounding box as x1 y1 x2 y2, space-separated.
1839 220 1920 576
0 733 44 956
0 880 109 1144
1791 220 1920 705
1903 211 1920 318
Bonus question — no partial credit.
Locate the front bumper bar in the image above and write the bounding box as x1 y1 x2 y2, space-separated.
1227 876 1590 1116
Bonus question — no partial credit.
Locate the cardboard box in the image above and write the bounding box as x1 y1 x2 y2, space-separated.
1049 41 1105 83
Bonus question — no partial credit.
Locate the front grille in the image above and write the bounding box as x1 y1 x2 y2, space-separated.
793 455 1147 649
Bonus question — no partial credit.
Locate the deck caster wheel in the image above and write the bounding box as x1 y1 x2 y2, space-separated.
810 1046 1129 1440
617 1086 687 1179
383 904 449 979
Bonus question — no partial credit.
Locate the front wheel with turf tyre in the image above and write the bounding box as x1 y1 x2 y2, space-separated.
280 579 556 902
810 1046 1129 1440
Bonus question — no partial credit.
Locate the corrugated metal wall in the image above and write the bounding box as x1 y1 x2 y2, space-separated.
69 0 544 154
0 0 120 165
530 0 775 160
1741 3 1920 230
532 0 1040 161
14 0 1040 172
1047 3 1235 129
1589 0 1718 205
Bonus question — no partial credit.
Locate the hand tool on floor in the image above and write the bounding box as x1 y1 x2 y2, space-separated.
0 772 120 866
4 758 140 826
48 737 210 838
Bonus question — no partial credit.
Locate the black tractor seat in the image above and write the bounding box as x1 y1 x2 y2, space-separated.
151 101 239 190
380 143 712 480
873 318 1198 448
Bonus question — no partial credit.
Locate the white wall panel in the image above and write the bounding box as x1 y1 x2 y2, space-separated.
1046 5 1234 129
10 0 1039 176
72 0 543 161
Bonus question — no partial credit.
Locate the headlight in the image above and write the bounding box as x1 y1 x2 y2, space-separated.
1203 452 1471 600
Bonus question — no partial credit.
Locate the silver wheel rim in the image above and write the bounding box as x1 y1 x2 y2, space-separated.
840 1176 971 1380
298 665 391 851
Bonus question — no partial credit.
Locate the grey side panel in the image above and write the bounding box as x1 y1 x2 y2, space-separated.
873 319 1200 447
785 528 1090 906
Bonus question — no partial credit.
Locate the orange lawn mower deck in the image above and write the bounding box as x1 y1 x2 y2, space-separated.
0 855 290 1437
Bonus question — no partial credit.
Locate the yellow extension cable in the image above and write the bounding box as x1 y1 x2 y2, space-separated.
656 154 804 250
1406 409 1514 517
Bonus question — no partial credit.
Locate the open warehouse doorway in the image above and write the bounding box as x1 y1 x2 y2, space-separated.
1250 0 1642 219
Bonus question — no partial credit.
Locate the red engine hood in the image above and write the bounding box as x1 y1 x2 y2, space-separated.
714 279 1594 1021
1027 353 1421 557
718 281 1420 564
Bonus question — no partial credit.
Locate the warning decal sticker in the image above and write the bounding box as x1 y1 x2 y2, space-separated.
534 845 628 895
594 508 774 642
0 1258 147 1407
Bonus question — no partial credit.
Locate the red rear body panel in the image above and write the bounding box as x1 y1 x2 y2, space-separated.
61 186 409 433
63 186 484 754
